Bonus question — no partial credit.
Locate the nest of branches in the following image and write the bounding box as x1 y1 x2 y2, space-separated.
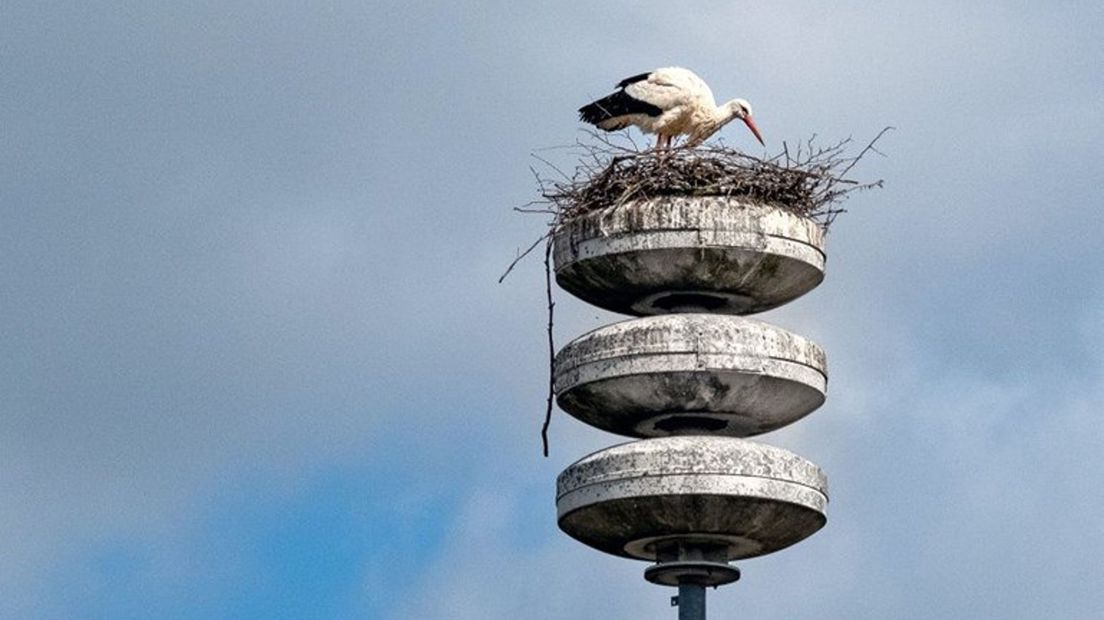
532 127 891 231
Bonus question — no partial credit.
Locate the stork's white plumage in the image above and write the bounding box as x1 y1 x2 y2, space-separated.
578 67 764 150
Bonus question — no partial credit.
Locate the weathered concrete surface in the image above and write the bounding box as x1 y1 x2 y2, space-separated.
554 314 826 438
557 436 828 561
553 197 826 316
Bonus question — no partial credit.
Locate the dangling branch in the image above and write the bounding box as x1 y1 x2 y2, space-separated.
540 238 555 457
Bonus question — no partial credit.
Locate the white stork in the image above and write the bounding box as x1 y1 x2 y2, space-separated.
578 67 765 150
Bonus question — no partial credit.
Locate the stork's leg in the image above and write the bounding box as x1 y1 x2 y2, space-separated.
655 134 672 161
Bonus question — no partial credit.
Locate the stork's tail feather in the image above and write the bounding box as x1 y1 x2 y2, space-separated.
578 91 663 128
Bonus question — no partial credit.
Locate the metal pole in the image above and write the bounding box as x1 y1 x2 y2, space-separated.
677 582 706 620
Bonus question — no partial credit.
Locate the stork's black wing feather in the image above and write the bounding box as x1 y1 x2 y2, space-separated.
616 72 652 89
578 90 663 126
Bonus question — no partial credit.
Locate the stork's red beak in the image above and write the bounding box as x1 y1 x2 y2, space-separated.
743 115 765 146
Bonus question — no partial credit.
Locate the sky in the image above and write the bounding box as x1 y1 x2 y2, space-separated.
1 1 1103 618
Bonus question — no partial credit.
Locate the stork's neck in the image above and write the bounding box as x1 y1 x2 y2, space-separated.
713 100 744 127
687 100 742 146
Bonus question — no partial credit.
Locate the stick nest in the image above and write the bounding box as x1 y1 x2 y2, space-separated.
531 128 891 231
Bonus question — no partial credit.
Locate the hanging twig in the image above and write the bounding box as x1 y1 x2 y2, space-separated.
540 238 555 457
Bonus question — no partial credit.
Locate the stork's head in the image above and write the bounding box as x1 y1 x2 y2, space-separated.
727 98 764 146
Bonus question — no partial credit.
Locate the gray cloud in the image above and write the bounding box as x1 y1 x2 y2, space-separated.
1 0 1102 617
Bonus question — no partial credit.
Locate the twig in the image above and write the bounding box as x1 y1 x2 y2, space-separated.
540 238 555 457
498 233 550 283
531 153 571 182
837 126 895 180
